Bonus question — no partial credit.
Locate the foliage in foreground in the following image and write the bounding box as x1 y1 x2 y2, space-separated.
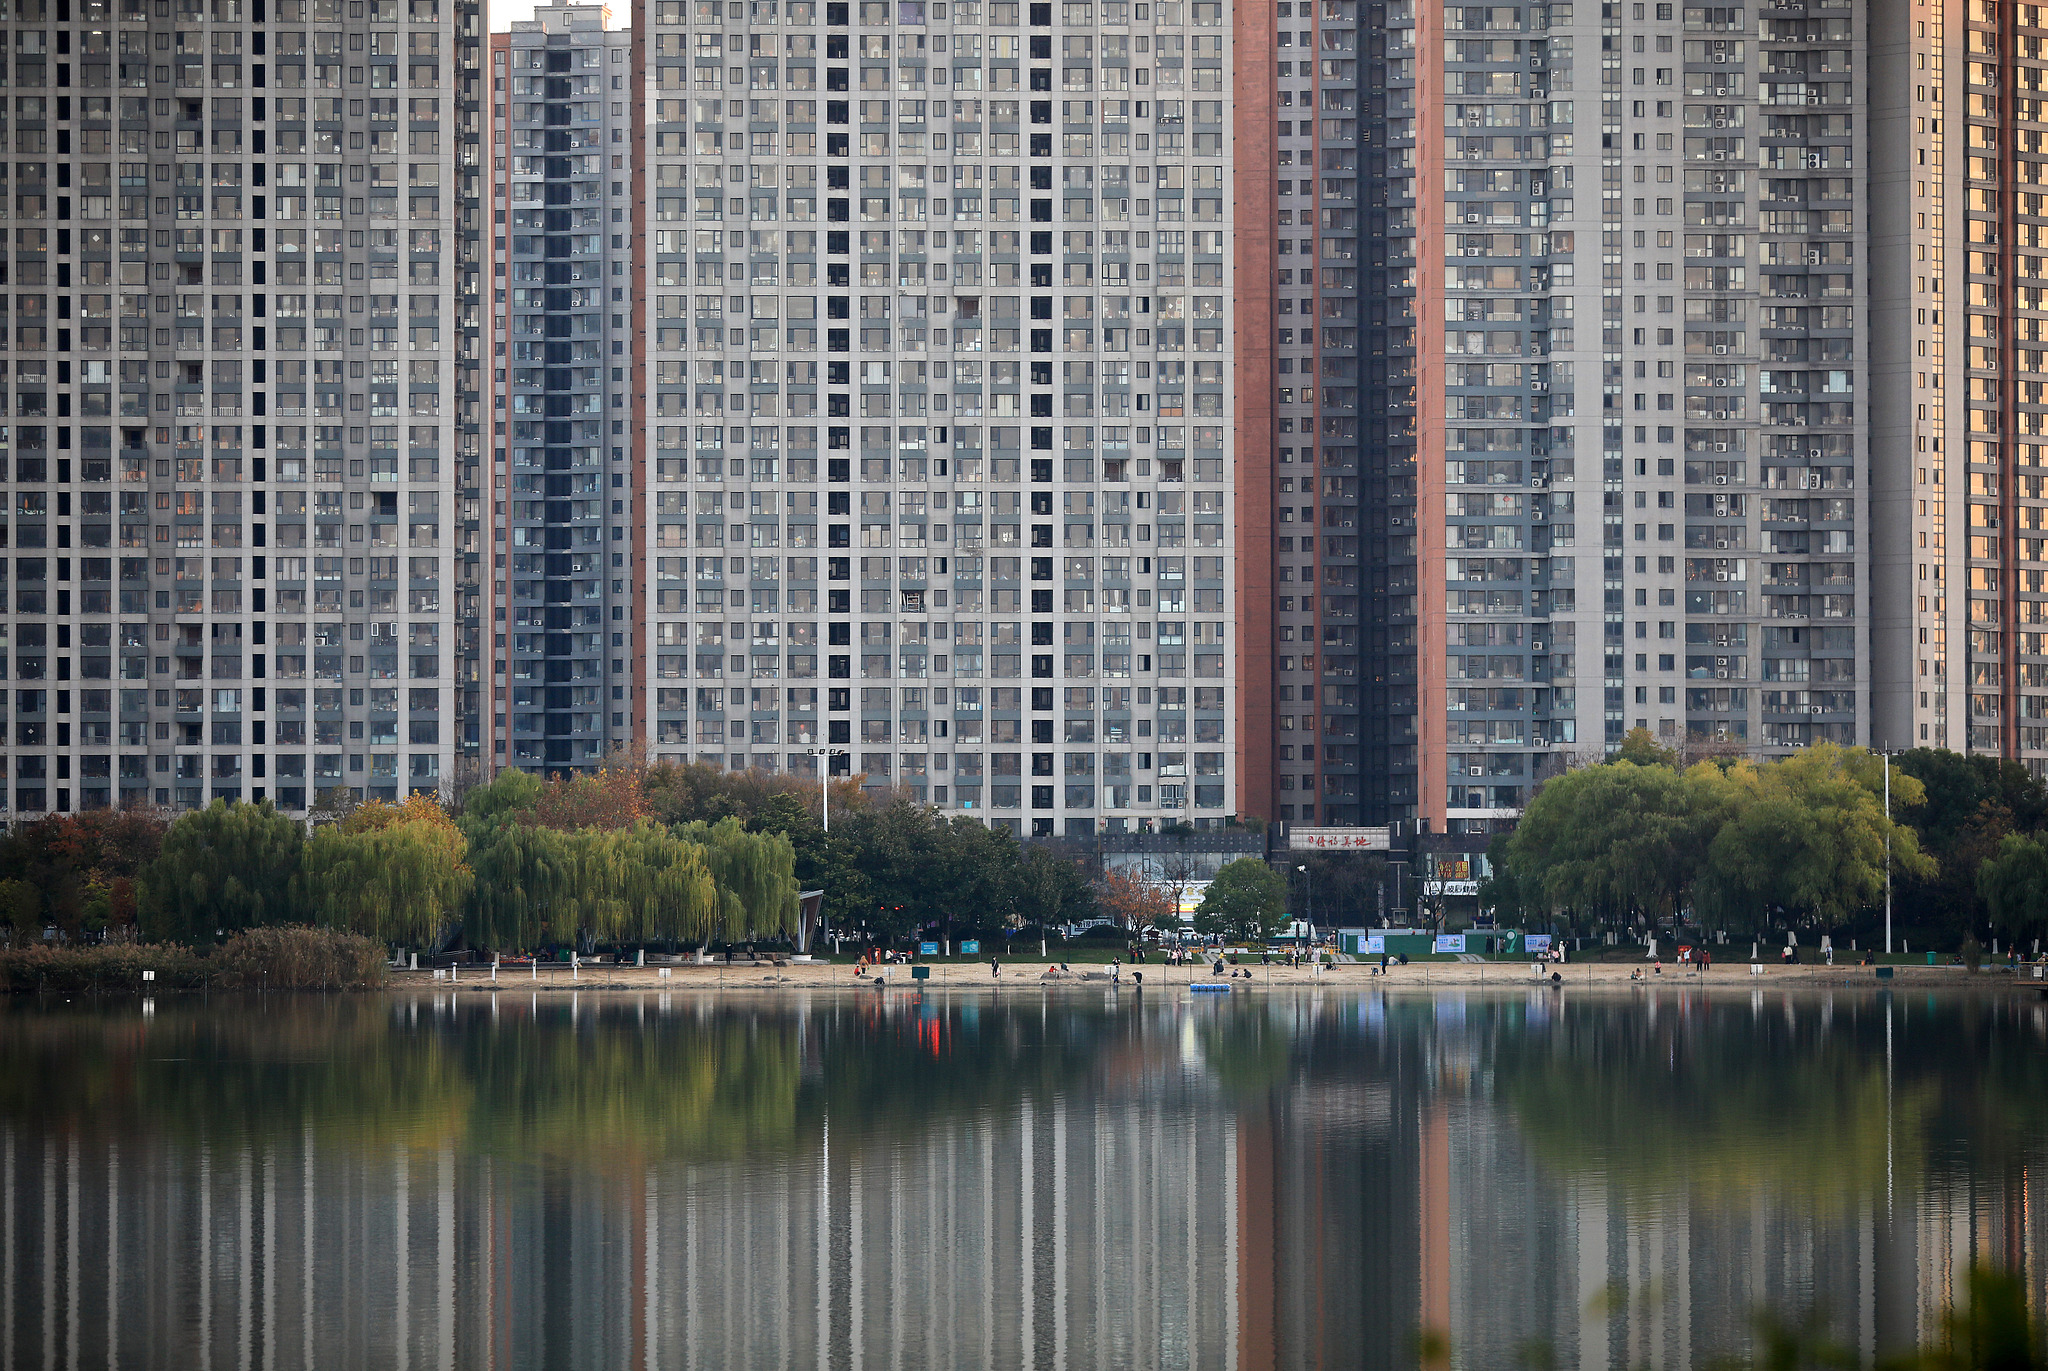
0 925 386 992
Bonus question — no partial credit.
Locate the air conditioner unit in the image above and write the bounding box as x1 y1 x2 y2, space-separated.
1713 117 1728 128
1715 345 1730 354
1717 539 1731 549
1466 214 1482 223
1713 151 1728 160
1530 89 1547 99
1716 570 1730 581
1470 766 1485 776
1809 448 1823 460
1716 668 1730 679
1715 474 1729 485
1713 442 1730 452
1714 377 1730 386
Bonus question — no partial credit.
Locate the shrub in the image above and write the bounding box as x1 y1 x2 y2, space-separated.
0 942 206 994
0 926 386 993
211 926 388 990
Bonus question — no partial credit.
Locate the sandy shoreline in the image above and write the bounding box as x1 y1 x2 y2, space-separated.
390 959 2045 994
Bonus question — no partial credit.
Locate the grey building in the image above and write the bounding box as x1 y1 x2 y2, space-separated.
632 0 1242 836
0 0 479 817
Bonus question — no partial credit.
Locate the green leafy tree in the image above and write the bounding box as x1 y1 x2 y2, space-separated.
1502 760 1723 932
1695 745 1934 933
1977 832 2048 949
1614 725 1680 768
582 823 720 949
458 768 545 829
1895 748 2047 943
1193 858 1289 942
464 822 576 950
677 817 801 942
1015 843 1094 931
138 800 305 945
300 796 473 948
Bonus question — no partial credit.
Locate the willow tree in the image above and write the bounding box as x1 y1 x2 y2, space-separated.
300 798 472 948
1978 832 2048 948
678 817 800 942
573 823 720 948
139 800 305 944
464 822 578 951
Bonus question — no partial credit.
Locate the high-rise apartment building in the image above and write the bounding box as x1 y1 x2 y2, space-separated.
0 0 477 820
1243 0 1882 865
633 0 1240 835
1871 0 2048 770
10 0 2044 845
485 5 635 775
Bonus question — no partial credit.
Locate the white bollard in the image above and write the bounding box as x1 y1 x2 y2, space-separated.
409 951 418 971
636 948 645 968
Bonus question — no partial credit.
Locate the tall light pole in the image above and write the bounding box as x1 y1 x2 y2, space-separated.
807 746 848 831
1296 863 1313 939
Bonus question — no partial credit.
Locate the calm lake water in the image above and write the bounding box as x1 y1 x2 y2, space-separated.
0 986 2044 1369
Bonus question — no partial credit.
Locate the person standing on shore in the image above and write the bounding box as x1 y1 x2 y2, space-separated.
991 957 1001 980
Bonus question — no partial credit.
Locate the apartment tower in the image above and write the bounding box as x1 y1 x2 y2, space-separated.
1240 0 1878 870
633 0 1240 835
0 0 477 819
485 5 635 775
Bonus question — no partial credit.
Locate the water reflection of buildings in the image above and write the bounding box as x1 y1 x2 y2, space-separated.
1430 988 2048 1368
0 990 2044 1368
0 994 1401 1370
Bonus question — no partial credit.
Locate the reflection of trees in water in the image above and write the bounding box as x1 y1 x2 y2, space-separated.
0 994 1150 1171
1480 993 2048 1209
6 989 2043 1195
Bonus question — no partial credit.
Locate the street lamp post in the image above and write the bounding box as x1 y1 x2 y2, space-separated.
806 746 848 832
1296 863 1313 940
